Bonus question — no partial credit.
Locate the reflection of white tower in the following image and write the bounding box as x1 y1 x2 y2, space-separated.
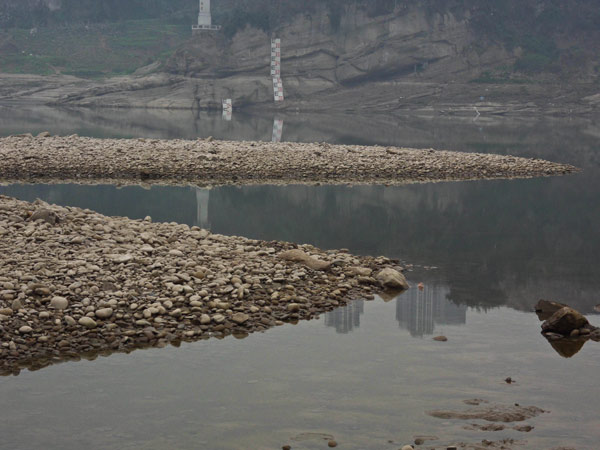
192 0 221 32
195 187 211 229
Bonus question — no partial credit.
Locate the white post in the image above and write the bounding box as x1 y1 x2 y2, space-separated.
198 0 212 27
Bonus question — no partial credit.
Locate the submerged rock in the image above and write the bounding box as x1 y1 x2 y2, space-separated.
428 404 546 422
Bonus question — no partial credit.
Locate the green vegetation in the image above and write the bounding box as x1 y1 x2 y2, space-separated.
0 20 190 77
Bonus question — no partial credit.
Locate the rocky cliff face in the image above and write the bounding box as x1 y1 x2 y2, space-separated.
164 3 514 106
2 2 598 114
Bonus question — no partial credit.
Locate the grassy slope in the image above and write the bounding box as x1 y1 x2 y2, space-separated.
0 20 190 78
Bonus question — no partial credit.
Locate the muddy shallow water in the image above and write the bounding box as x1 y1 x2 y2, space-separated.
0 106 599 449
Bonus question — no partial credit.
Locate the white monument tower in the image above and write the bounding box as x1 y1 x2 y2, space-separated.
192 0 221 32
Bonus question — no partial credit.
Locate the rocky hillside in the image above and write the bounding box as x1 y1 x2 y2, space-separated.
1 0 599 113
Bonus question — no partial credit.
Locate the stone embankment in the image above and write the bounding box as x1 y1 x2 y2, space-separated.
0 134 578 187
0 196 407 375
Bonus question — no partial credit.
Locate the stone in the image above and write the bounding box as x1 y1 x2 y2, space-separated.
29 208 59 225
433 336 448 342
232 313 249 325
542 307 589 336
110 254 133 264
78 317 97 329
376 268 409 290
287 303 300 312
11 299 23 310
401 446 414 450
212 314 225 324
64 316 77 326
279 249 331 271
95 308 114 319
349 266 372 277
328 441 338 448
534 299 569 320
50 296 69 310
19 326 33 334
200 314 211 325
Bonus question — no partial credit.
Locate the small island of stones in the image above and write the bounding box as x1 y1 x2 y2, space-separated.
0 134 579 375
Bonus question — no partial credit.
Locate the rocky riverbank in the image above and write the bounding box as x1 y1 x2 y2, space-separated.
0 134 578 187
0 195 410 375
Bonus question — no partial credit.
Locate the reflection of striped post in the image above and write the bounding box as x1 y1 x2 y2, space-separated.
222 99 232 121
271 38 284 102
195 187 210 229
272 118 284 142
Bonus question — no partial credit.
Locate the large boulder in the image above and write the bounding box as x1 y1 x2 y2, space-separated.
376 268 409 290
542 307 589 336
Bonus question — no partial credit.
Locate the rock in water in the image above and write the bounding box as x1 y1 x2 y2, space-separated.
542 307 589 336
376 268 409 290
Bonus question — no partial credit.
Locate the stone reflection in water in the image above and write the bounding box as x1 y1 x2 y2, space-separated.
545 336 587 358
396 284 466 337
324 300 364 334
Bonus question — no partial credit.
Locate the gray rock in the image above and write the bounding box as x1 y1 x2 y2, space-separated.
78 317 97 328
95 308 113 319
232 313 249 325
29 208 59 225
19 325 33 333
376 268 409 290
50 296 69 310
542 307 589 335
279 249 331 271
11 299 23 311
64 315 77 326
212 314 225 324
200 314 211 325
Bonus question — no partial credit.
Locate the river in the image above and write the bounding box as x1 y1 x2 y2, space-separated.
0 105 598 449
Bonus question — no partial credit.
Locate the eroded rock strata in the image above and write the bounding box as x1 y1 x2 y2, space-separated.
0 196 406 375
0 134 578 187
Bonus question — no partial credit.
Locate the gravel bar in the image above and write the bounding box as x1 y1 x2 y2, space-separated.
0 134 578 186
0 196 409 375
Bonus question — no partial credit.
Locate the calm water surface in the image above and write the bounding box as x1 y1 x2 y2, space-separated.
0 105 599 449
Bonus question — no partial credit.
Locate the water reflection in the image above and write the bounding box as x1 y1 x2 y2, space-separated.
272 118 284 142
194 187 211 229
396 284 466 337
324 300 364 334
